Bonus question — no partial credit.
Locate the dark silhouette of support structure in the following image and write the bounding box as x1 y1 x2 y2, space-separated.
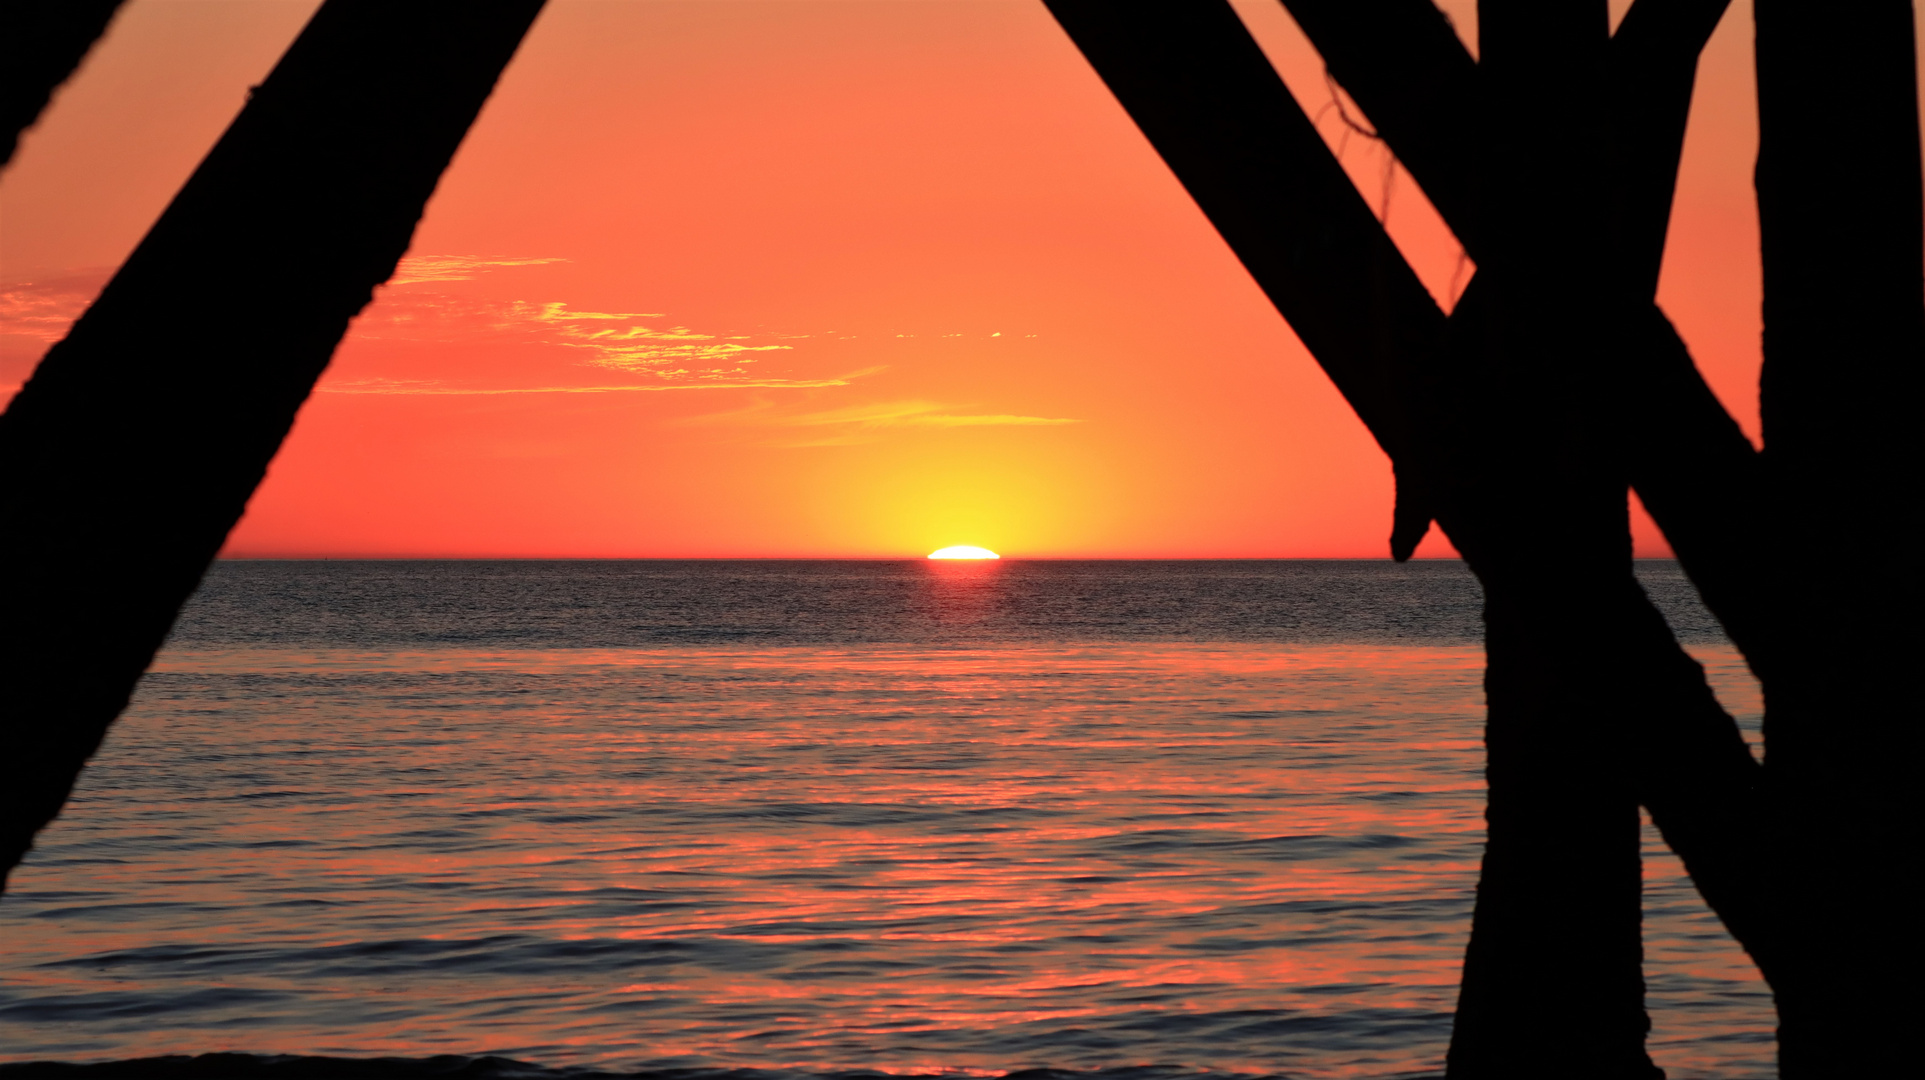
1044 0 1924 1073
0 0 548 888
0 0 128 168
1293 1 1922 1070
1274 0 1787 1014
1279 0 1783 1030
1041 5 1658 1070
0 0 1915 1073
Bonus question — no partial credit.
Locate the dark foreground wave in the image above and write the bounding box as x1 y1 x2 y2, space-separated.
0 1058 1279 1080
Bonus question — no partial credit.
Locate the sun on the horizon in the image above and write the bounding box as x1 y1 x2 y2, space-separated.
928 545 1000 560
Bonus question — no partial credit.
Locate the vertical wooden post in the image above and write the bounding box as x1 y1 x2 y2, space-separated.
1443 5 1659 1075
1753 0 1925 1072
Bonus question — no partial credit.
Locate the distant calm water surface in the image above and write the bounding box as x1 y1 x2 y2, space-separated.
0 562 1770 1078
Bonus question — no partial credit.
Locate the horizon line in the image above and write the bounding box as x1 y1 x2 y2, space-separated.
201 554 1705 563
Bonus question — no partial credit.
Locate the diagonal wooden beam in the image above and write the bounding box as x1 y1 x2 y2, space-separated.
1057 2 1445 465
0 0 549 889
0 0 128 168
1281 0 1481 258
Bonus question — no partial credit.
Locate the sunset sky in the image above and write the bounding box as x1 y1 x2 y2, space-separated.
0 0 1795 557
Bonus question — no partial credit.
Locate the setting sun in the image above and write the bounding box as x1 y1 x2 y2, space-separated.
927 545 1000 560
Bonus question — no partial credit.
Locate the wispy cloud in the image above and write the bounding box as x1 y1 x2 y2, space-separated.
388 255 567 285
519 302 794 373
321 369 883 396
1 257 849 399
0 257 564 345
772 400 1082 429
682 399 1081 445
0 269 112 344
344 259 813 391
516 301 667 322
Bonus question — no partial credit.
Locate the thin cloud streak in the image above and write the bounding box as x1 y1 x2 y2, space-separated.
320 369 885 395
682 399 1083 441
766 399 1081 429
0 270 113 343
521 301 795 372
388 255 568 285
2 260 809 392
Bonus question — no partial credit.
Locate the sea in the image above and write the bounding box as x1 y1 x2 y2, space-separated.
0 560 1773 1079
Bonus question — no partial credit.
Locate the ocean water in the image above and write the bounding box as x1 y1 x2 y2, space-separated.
0 561 1772 1079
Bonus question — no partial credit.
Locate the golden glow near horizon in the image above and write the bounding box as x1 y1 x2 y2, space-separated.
928 546 1000 560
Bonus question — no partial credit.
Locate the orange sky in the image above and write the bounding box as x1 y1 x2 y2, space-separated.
0 0 1801 558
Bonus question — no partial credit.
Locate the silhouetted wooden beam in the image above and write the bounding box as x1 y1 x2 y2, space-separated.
1281 0 1781 684
1753 0 1924 1071
0 0 127 168
1046 2 1442 470
0 0 548 888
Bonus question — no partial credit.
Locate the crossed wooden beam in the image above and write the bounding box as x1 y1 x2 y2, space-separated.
2 1 1917 1076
